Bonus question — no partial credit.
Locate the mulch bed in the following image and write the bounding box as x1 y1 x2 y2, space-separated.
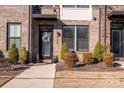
0 64 30 87
56 61 124 72
54 61 124 88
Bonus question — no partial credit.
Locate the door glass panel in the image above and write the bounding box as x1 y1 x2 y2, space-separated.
42 32 51 57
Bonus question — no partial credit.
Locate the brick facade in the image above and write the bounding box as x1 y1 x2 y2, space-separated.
0 5 30 57
32 6 100 61
100 5 124 54
0 5 124 62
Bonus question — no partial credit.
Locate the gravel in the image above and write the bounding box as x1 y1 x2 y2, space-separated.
54 61 124 88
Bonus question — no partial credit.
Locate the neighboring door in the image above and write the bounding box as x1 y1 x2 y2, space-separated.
39 26 53 59
111 29 122 56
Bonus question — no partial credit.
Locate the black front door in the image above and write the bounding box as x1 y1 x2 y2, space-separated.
111 29 122 56
39 26 53 59
111 23 123 57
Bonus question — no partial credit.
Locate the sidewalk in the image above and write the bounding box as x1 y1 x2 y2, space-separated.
2 64 56 88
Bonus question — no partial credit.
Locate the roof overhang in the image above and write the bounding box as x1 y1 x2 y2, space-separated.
32 14 58 19
108 11 124 19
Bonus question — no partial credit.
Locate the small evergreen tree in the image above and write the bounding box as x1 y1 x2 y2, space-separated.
93 42 104 63
7 43 19 64
60 43 69 60
20 47 27 64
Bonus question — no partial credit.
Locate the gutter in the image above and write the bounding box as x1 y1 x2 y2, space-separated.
28 5 32 62
99 6 101 42
104 5 107 45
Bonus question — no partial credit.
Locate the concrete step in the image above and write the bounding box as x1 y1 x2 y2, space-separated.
115 57 124 61
42 59 52 64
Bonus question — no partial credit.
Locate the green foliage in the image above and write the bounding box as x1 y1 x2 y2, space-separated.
103 52 114 67
83 53 92 65
7 43 19 64
93 42 104 63
20 47 27 64
60 43 69 60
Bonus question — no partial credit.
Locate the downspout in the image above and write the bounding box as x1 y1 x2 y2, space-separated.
99 6 101 42
104 5 107 45
28 5 32 62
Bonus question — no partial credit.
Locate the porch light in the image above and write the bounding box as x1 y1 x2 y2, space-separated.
56 32 61 44
57 32 61 37
93 17 97 20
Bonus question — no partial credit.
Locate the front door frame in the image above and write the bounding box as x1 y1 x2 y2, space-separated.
39 25 54 59
110 22 123 57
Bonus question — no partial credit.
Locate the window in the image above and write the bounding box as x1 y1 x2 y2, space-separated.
62 5 89 8
77 26 88 51
76 5 89 8
32 5 41 14
7 23 21 50
62 25 89 52
62 5 75 8
62 26 75 51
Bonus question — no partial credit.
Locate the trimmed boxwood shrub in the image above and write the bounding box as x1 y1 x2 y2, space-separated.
93 42 104 63
7 43 19 64
103 52 114 67
83 53 92 65
60 43 69 60
64 52 78 68
20 47 27 64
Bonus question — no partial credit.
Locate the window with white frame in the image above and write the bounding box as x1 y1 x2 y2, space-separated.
61 5 92 20
62 25 89 52
62 5 89 8
62 5 75 8
7 23 21 50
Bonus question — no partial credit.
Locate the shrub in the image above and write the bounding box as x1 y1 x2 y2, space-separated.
93 42 104 63
70 51 79 62
64 52 78 68
20 47 27 64
7 43 19 64
103 52 114 67
103 44 111 53
60 43 69 60
83 53 92 65
0 50 3 58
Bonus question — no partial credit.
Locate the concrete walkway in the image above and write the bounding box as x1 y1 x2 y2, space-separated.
116 61 124 69
2 64 56 88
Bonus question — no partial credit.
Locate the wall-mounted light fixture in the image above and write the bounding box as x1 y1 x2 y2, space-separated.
93 17 97 20
57 32 61 37
56 32 61 44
